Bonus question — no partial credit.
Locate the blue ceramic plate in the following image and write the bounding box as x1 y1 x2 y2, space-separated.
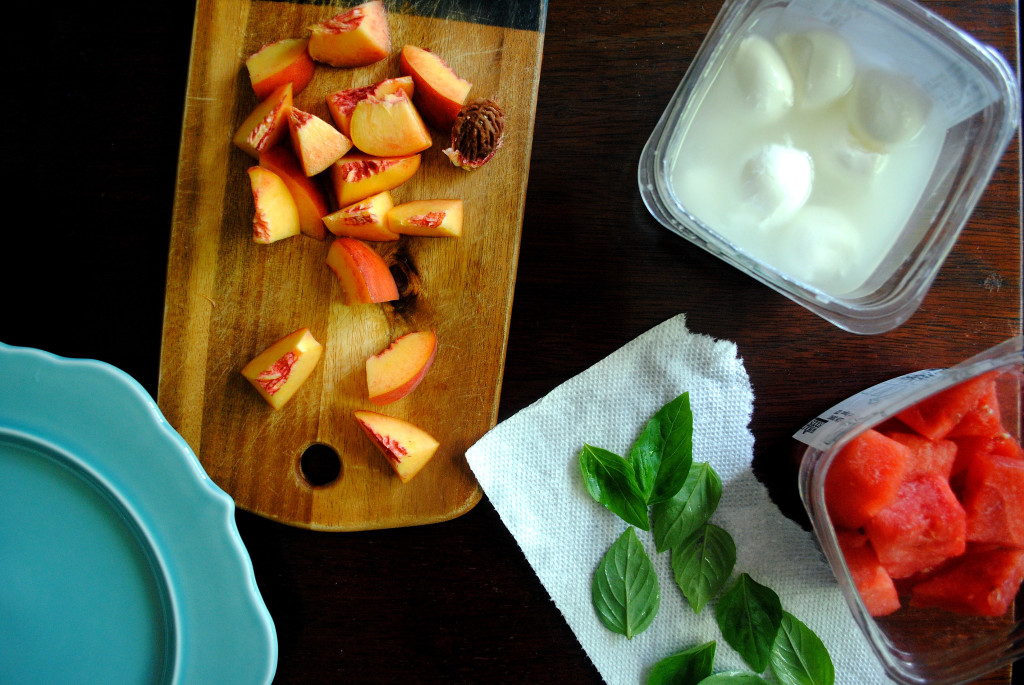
0 343 277 685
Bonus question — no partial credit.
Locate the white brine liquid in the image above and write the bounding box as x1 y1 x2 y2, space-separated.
670 27 945 296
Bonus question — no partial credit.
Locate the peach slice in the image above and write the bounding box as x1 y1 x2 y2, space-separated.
387 199 463 237
247 166 301 244
354 410 440 483
323 191 398 241
258 145 329 240
245 37 315 100
233 83 293 159
329 152 421 206
366 330 437 405
326 76 415 137
326 237 399 304
288 108 353 177
399 44 472 131
307 1 390 68
241 327 323 410
349 91 432 158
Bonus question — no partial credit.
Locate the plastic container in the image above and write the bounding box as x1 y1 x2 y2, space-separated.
638 0 1019 334
796 336 1024 684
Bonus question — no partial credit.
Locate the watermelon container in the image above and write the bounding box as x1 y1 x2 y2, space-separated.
796 336 1024 684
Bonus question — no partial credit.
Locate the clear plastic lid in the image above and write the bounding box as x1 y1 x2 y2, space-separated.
638 0 1019 334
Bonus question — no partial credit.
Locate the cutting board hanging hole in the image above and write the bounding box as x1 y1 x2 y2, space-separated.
298 443 342 487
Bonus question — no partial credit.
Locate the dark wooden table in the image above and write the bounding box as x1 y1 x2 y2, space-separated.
4 1 1020 683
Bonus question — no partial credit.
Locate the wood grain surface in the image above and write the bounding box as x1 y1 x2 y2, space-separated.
157 0 545 530
3 0 1019 683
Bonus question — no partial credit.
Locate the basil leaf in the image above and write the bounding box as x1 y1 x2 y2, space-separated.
670 523 736 614
647 640 716 685
715 573 783 673
628 418 662 502
649 392 694 504
652 462 722 553
769 612 835 685
697 672 770 684
579 444 650 530
592 527 660 639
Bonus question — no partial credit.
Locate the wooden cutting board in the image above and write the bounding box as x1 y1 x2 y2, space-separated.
157 0 546 530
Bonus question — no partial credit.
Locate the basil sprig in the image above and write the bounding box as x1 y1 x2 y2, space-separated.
635 391 694 504
582 392 833 685
769 612 835 685
715 573 784 673
583 393 692 639
627 418 662 502
580 444 651 530
647 640 716 684
653 461 722 553
592 527 660 639
580 391 694 528
670 523 736 614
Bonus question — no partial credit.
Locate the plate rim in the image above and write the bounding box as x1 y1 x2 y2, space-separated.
0 341 278 685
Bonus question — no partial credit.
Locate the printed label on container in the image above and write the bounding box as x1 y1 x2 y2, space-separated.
793 368 943 450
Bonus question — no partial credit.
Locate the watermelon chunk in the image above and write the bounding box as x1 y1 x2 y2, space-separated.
946 378 1003 439
950 436 993 481
960 453 1024 548
865 474 967 578
837 530 900 617
950 433 1024 489
883 431 956 481
910 545 1024 617
990 433 1024 460
896 372 999 441
825 429 912 530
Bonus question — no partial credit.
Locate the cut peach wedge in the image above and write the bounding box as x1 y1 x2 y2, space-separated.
366 330 437 405
387 199 463 237
327 76 414 137
329 152 421 206
233 83 293 158
326 237 399 304
241 327 323 410
399 44 472 130
247 166 301 244
323 191 398 241
349 91 432 158
354 410 440 483
308 1 390 68
245 37 315 99
288 108 353 177
258 145 330 240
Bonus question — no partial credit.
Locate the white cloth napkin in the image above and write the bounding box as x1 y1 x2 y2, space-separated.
465 314 890 684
